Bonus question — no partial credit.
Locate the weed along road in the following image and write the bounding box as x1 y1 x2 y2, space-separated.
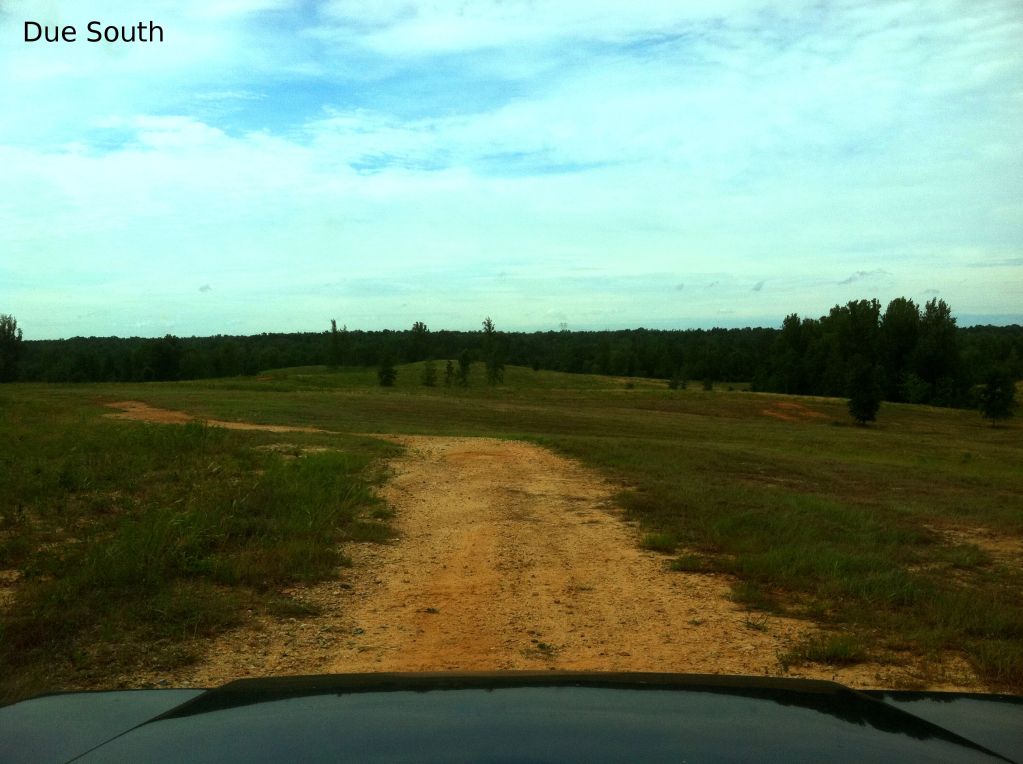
110 426 906 687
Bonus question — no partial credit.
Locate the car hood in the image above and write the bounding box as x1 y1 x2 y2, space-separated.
2 672 1021 763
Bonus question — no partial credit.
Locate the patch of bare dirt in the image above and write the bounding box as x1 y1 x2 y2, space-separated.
126 435 984 692
103 401 330 433
927 523 1023 563
761 401 828 422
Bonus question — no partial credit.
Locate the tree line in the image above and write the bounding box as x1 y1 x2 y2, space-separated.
759 298 1011 407
1 299 1020 409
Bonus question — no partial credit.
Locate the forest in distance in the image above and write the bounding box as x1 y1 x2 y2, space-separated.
2 297 1021 411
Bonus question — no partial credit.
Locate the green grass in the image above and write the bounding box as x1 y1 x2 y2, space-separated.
669 553 718 573
2 363 1021 694
780 633 867 668
640 532 677 553
0 391 396 703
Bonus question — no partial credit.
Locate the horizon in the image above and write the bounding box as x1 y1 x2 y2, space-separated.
2 1 1021 340
17 309 1023 343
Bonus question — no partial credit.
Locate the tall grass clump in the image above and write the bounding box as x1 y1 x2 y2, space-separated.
780 633 866 668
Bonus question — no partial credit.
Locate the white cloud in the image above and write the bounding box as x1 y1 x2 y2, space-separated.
185 0 298 20
1 1 1021 336
317 0 767 54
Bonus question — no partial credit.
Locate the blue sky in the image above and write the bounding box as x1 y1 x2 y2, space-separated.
1 0 1020 339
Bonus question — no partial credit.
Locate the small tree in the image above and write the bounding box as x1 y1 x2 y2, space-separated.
443 359 455 387
328 319 342 369
848 358 882 425
482 316 504 385
457 349 472 387
978 369 1016 427
0 314 24 383
420 358 438 387
377 355 397 387
409 321 430 362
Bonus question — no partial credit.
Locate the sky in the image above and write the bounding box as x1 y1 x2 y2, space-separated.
1 0 1021 339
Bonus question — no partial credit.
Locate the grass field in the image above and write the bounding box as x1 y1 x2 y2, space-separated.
1 363 1021 701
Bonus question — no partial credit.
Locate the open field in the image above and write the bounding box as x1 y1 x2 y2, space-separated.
1 364 1021 702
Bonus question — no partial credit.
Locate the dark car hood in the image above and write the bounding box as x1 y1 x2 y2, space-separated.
2 672 1021 763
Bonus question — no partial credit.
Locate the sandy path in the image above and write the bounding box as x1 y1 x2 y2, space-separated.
134 434 980 691
324 436 807 674
99 402 982 690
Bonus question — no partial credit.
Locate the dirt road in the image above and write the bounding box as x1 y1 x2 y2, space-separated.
137 433 968 690
104 403 980 690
